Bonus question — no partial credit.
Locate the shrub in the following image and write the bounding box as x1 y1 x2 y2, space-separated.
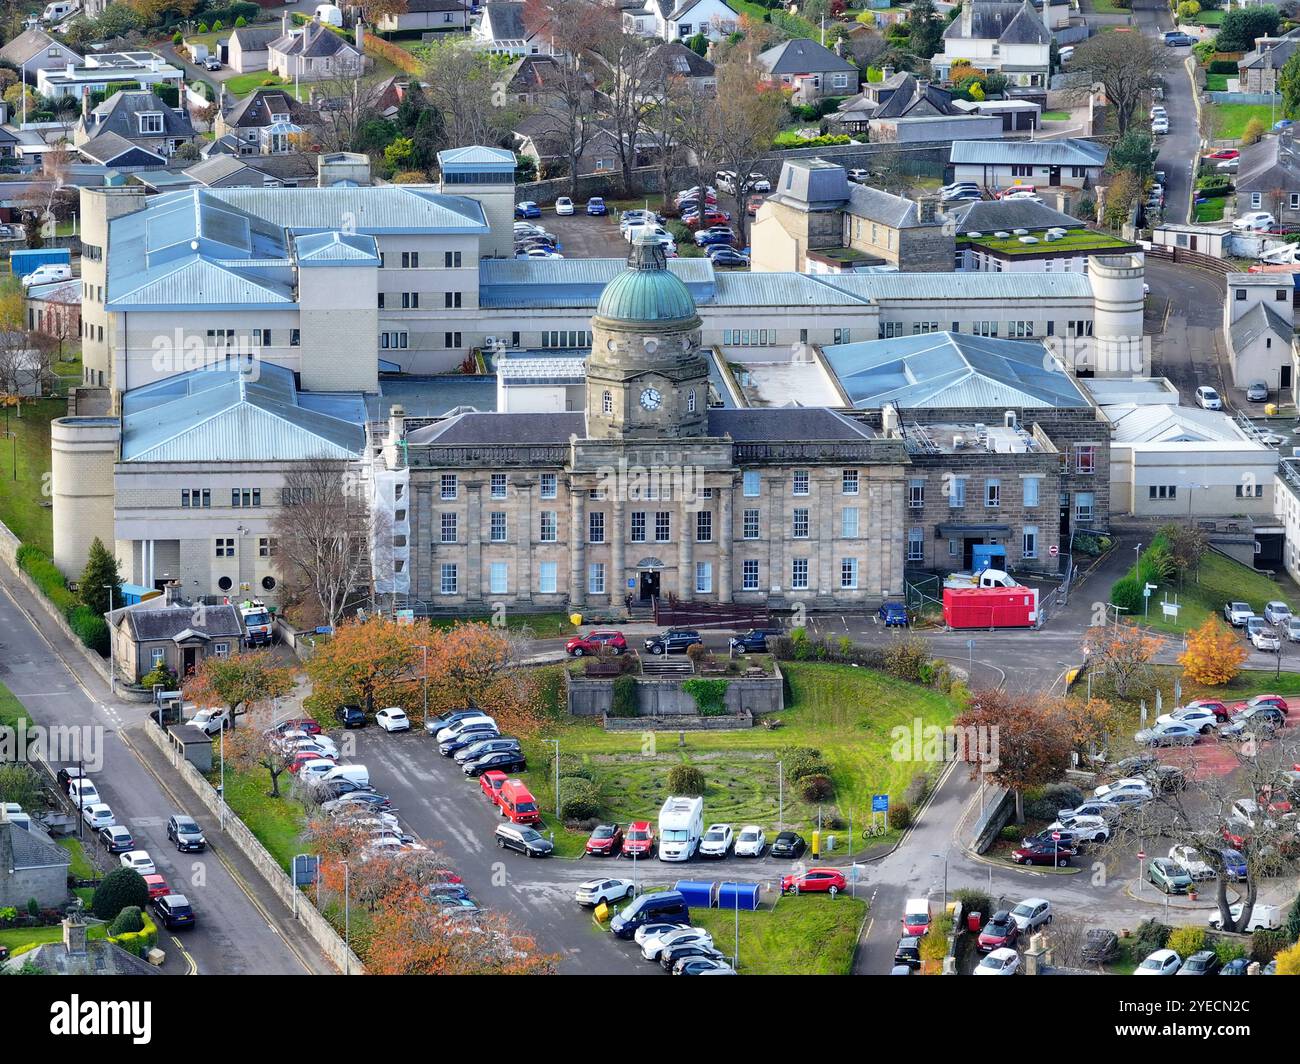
1023 783 1085 821
1109 574 1143 614
1000 824 1023 842
26 896 39 919
92 867 148 921
197 21 209 31
1213 938 1247 963
883 636 931 683
0 764 41 811
799 773 835 801
235 15 247 26
955 888 993 923
610 673 638 717
891 801 912 830
108 911 157 958
778 746 832 783
16 544 75 610
1132 918 1172 956
559 777 599 821
1208 58 1239 73
548 752 592 781
1243 116 1266 145
211 20 223 30
66 605 110 656
1251 927 1289 962
1167 925 1205 957
666 762 706 796
172 31 183 44
681 677 729 716
903 772 930 808
108 905 144 937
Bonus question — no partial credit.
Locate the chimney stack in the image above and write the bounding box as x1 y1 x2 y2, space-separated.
164 580 182 606
62 911 88 956
918 195 939 224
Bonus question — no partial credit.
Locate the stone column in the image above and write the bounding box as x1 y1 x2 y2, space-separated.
569 478 586 608
677 504 693 602
515 476 533 606
717 480 733 603
609 496 625 610
465 478 484 605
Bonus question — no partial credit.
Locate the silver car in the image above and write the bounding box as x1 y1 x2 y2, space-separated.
1247 381 1269 402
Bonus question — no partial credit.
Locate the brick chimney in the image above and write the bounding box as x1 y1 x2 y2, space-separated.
918 195 939 224
62 911 88 956
163 580 182 606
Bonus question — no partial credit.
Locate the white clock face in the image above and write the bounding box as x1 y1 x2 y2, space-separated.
639 387 663 411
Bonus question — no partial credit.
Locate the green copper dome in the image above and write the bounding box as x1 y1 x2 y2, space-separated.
595 235 698 325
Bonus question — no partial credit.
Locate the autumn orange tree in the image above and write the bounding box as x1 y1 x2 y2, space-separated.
1061 695 1120 760
422 622 546 736
1178 617 1248 686
183 650 295 729
303 616 423 719
223 704 300 798
1083 623 1161 698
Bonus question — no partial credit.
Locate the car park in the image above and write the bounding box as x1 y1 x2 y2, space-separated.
1009 897 1052 932
436 714 496 745
453 736 520 766
976 911 1020 952
99 824 135 854
167 814 206 853
1136 948 1182 974
902 898 932 937
781 868 847 894
269 717 321 736
1230 693 1288 717
1195 385 1222 410
313 778 373 801
644 628 702 655
153 894 195 930
575 878 635 907
555 196 574 216
585 823 624 856
375 707 410 732
1219 705 1284 740
610 889 689 938
424 709 479 736
566 630 628 656
641 926 713 961
335 704 366 728
289 750 336 775
121 850 156 876
728 628 782 653
81 803 115 830
622 821 655 858
770 831 806 858
1155 706 1219 734
734 825 766 856
441 726 501 757
465 748 527 777
974 948 1020 975
1134 720 1199 746
297 758 341 784
1149 857 1192 894
699 823 734 857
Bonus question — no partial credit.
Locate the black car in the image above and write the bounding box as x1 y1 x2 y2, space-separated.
464 750 528 777
495 823 553 857
167 814 206 853
440 727 500 756
1105 755 1157 779
729 628 782 654
152 894 195 930
313 778 374 800
1082 928 1119 964
323 793 393 814
770 831 806 858
1178 949 1221 976
1021 829 1079 854
453 736 521 765
660 943 726 971
335 704 366 729
644 629 703 655
98 824 135 854
894 936 922 969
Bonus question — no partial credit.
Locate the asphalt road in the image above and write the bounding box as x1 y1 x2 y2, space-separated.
0 565 329 975
1131 0 1199 225
1144 256 1228 404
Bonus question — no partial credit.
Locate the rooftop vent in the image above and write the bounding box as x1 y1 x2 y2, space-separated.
1019 235 1039 244
994 230 1010 238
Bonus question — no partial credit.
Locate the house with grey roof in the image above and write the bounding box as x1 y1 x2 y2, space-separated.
623 0 740 42
376 0 471 33
268 18 364 81
1224 272 1295 391
757 38 859 102
0 808 70 909
74 89 197 165
638 41 716 96
214 87 317 156
935 0 1052 87
751 158 953 273
472 2 563 56
949 137 1109 192
227 24 283 74
1236 130 1300 227
1238 27 1300 94
0 27 83 83
108 583 247 681
3 910 161 976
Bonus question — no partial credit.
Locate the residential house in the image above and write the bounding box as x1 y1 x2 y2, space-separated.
36 52 185 101
756 38 860 103
641 40 717 95
75 89 197 162
472 2 563 56
0 27 83 85
1237 28 1300 94
376 0 471 33
1236 130 1300 227
506 54 567 106
1224 272 1295 390
213 89 317 156
226 24 282 74
514 112 650 178
177 152 324 188
0 126 19 161
949 138 1109 192
2 910 161 976
623 0 740 42
107 586 247 682
26 278 80 349
268 18 365 81
934 0 1052 88
0 810 70 908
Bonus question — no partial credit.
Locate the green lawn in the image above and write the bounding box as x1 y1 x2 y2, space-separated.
1196 9 1225 25
0 922 106 955
1195 198 1226 222
691 894 867 975
57 836 96 881
519 662 961 858
1088 0 1130 11
0 679 31 731
1213 103 1273 140
427 611 575 639
211 757 306 872
221 72 300 99
969 229 1134 256
1205 73 1229 91
1120 549 1300 635
0 397 63 555
1041 110 1071 121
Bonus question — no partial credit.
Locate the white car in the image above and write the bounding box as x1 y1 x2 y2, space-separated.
1093 777 1152 800
435 715 495 744
1224 600 1253 626
1195 385 1222 410
633 921 692 947
1251 626 1281 651
67 778 101 808
20 262 72 286
699 823 734 858
1264 601 1292 625
974 947 1020 975
745 172 771 193
189 707 231 734
640 925 713 962
81 803 115 830
619 209 658 233
1234 211 1275 232
297 758 339 782
362 836 427 858
120 850 156 876
375 707 410 733
1151 117 1169 134
1135 948 1182 975
290 735 339 759
734 825 766 857
555 196 575 216
1168 845 1214 881
332 809 401 831
574 878 635 907
517 247 562 259
1150 105 1167 120
1009 897 1052 932
1154 706 1218 734
1046 815 1109 844
847 168 870 184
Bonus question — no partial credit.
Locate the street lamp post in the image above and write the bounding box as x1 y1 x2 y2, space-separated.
103 584 115 695
932 850 950 909
546 738 560 818
415 644 429 723
6 431 15 482
342 860 351 976
777 760 784 829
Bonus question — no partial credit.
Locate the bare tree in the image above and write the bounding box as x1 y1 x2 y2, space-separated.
1068 32 1166 136
307 73 386 156
421 40 523 150
707 57 787 245
592 32 660 195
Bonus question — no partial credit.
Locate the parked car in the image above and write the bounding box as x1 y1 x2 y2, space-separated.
1149 857 1193 894
1136 948 1182 974
894 936 922 969
335 704 366 728
1234 211 1276 232
622 821 655 858
1046 816 1109 844
770 831 806 858
1253 626 1282 651
693 226 735 248
566 630 628 656
1287 616 1300 642
1151 117 1169 134
463 749 527 777
974 947 1020 975
641 926 713 962
435 714 496 745
494 823 553 858
554 196 574 216
878 601 908 627
120 850 156 876
1220 958 1252 975
98 824 135 854
515 201 541 219
699 823 734 858
847 168 870 184
1012 841 1071 866
1207 903 1282 932
1009 897 1052 932
574 878 634 907
1207 148 1239 161
203 55 221 70
1219 705 1284 740
441 725 500 757
728 628 781 653
1178 949 1221 976
143 874 169 901
1163 31 1196 46
480 771 509 804
706 247 750 268
453 736 520 766
67 778 100 808
81 803 115 831
744 172 771 193
1134 720 1200 747
734 825 766 856
644 628 702 655
676 958 734 975
585 823 624 856
1221 848 1248 879
1247 381 1270 402
56 766 88 790
902 898 932 937
781 868 847 894
152 893 195 930
1195 385 1222 410
424 709 479 736
1155 706 1220 734
166 814 206 853
1179 699 1232 723
1230 693 1289 717
633 921 691 949
1094 777 1153 800
609 889 689 939
661 942 726 972
20 263 71 287
1168 845 1214 880
375 707 410 732
1021 828 1079 854
977 911 1020 952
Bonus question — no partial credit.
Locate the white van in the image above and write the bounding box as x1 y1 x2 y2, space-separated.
42 2 76 23
435 714 495 744
657 795 704 861
1206 903 1281 932
314 3 343 26
323 764 370 789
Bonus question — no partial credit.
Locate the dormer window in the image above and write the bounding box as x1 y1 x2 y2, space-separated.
138 112 163 135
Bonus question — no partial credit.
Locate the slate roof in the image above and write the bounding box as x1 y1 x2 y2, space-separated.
229 25 281 51
272 20 361 59
111 600 246 641
946 197 1083 234
82 89 195 142
950 138 1109 167
707 407 877 440
871 75 957 119
847 183 929 228
404 0 470 11
482 2 528 40
1236 132 1300 191
1 817 69 872
647 41 715 79
408 411 584 445
758 38 857 75
6 935 162 976
944 0 1050 45
0 27 81 67
1240 29 1300 70
822 331 1089 409
78 133 167 167
1229 300 1293 355
507 54 565 94
222 88 312 130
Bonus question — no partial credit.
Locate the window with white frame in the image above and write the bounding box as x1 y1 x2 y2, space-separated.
213 643 230 658
631 511 646 541
793 470 810 496
949 476 966 508
489 562 508 595
985 479 1000 508
589 511 605 543
742 559 760 590
151 647 165 668
588 563 605 595
1006 320 1034 338
1022 525 1038 559
840 558 858 588
695 561 712 594
491 473 507 498
538 561 557 593
215 537 235 558
440 474 458 499
842 507 859 538
655 512 671 542
1075 492 1095 522
540 473 557 498
842 469 859 495
791 558 809 589
833 328 852 344
539 511 558 541
878 322 904 339
696 510 712 542
440 563 458 595
907 528 924 561
908 478 925 508
743 508 760 539
793 508 809 538
602 390 613 414
440 512 457 543
1074 444 1096 474
490 512 507 542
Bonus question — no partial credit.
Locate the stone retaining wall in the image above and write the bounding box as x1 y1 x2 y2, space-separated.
567 671 783 718
602 711 754 731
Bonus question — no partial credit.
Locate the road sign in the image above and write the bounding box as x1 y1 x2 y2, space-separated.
1049 544 1059 557
872 794 889 813
1051 831 1061 841
1137 850 1146 861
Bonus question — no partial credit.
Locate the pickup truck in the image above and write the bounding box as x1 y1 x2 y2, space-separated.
943 568 1020 590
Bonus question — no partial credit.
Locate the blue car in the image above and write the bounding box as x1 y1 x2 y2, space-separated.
1219 958 1251 975
515 201 541 219
1221 848 1248 879
586 197 608 216
878 601 908 627
1275 119 1295 131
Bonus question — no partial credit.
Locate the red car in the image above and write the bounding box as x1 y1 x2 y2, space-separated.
288 749 336 773
480 769 509 805
1231 694 1289 717
780 868 847 894
746 194 766 217
1184 698 1231 722
565 630 628 657
622 821 655 858
683 209 731 229
585 823 624 856
1206 148 1239 161
143 874 169 901
1012 842 1071 866
977 910 1020 952
281 717 322 735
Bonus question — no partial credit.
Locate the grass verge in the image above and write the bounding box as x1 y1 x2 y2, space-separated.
691 894 866 974
0 397 64 555
1213 103 1273 140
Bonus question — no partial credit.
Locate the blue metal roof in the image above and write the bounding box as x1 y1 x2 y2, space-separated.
823 331 1090 409
479 256 716 310
949 137 1109 168
295 230 380 267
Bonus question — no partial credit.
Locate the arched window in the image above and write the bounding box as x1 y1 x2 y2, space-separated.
687 389 696 413
602 390 613 414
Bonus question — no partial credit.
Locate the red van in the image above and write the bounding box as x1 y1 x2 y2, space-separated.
498 779 541 825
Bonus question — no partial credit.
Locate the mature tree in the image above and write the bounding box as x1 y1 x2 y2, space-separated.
1071 31 1166 135
78 538 123 618
908 0 943 59
593 31 660 194
183 651 295 730
1083 623 1160 698
1179 617 1248 686
1060 695 1120 761
423 623 547 735
1158 522 1208 583
271 458 378 629
222 704 300 797
1109 129 1156 184
354 0 409 22
303 616 422 719
1215 5 1280 51
953 688 1074 822
307 74 386 156
1281 49 1300 119
420 40 522 151
0 278 53 403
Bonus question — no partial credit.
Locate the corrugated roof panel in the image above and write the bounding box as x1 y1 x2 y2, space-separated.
816 271 1094 302
949 138 1109 167
202 186 488 233
708 272 871 306
111 258 294 308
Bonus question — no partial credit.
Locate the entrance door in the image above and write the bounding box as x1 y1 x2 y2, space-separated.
962 538 980 570
1282 364 1293 392
182 647 198 676
639 570 660 603
1049 166 1061 186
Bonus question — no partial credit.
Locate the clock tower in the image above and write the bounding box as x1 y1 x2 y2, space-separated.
585 235 709 441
